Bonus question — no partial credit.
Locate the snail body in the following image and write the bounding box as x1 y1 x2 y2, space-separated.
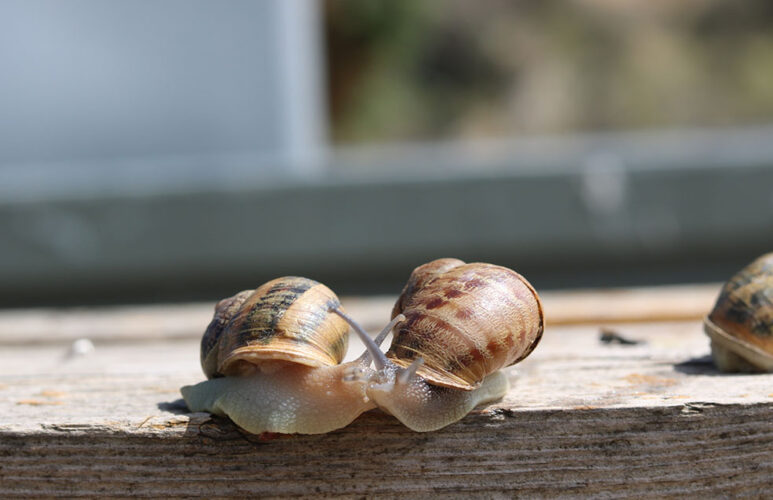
704 253 773 373
181 276 398 435
352 258 544 431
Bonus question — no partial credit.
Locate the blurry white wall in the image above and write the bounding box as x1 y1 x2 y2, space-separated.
0 0 327 199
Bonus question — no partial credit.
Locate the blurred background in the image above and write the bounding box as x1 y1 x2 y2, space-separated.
1 0 773 307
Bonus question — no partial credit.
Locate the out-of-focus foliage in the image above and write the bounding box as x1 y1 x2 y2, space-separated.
325 0 773 143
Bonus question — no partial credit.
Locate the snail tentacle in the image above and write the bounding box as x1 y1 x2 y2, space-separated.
397 357 424 386
331 308 400 370
357 313 406 365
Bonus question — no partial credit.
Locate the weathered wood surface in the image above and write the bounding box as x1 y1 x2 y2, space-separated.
0 283 720 344
2 284 772 497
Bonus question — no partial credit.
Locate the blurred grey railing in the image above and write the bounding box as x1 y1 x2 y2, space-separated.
2 125 773 306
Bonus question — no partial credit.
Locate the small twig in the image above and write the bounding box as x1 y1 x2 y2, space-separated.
136 416 153 429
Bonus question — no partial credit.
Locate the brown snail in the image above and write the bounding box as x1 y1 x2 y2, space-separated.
347 258 545 431
180 276 402 434
704 252 773 373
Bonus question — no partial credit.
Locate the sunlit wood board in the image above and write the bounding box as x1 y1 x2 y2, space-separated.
1 284 771 497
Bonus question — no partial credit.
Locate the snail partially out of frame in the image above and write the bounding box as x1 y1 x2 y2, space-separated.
704 252 773 373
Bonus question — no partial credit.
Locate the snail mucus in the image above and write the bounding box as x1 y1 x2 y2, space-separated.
704 252 773 373
181 258 544 434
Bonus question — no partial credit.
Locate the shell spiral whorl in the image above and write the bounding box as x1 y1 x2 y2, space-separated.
200 276 349 378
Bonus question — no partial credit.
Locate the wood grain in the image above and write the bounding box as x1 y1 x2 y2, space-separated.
2 286 772 497
2 405 771 498
0 282 720 345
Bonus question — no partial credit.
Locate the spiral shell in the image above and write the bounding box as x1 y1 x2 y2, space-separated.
704 252 773 372
200 277 350 378
388 259 544 390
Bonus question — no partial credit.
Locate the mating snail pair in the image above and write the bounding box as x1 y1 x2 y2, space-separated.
181 258 544 434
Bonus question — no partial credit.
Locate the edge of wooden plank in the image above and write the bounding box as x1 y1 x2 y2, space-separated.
1 403 771 497
0 283 721 345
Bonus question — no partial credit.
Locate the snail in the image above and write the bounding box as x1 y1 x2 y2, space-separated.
180 276 404 435
346 258 545 432
704 252 773 373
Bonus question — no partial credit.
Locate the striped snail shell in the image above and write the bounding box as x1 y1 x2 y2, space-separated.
352 258 544 432
388 258 544 390
182 276 395 435
200 277 349 378
704 253 773 372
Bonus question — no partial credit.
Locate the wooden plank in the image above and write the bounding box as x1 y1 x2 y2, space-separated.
2 405 771 497
0 282 721 345
2 286 772 496
3 321 771 432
